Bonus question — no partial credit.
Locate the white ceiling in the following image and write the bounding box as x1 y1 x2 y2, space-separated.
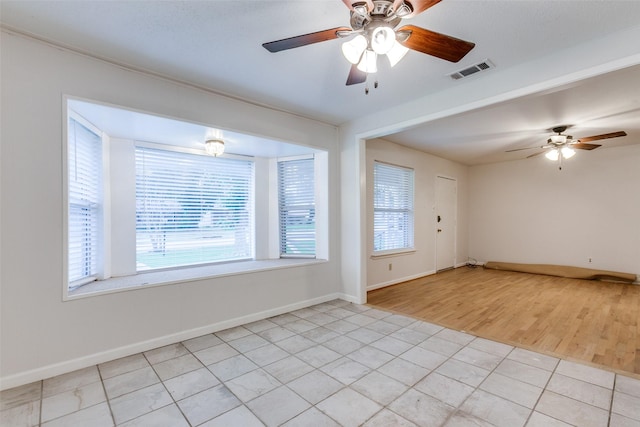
2 0 640 165
68 98 321 158
385 64 640 164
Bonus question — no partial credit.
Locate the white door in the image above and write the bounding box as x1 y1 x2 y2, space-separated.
435 176 457 271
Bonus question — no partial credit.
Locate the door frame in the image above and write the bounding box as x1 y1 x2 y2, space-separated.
435 175 457 272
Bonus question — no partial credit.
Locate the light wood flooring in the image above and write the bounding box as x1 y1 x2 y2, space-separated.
367 266 640 377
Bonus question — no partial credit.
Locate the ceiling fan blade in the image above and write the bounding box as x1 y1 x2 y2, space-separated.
346 64 367 86
527 151 545 158
263 27 352 52
576 131 627 143
397 25 475 62
571 143 601 151
342 0 374 12
505 146 545 153
404 0 443 18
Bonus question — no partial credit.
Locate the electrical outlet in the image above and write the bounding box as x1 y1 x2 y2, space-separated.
588 258 592 263
388 263 392 271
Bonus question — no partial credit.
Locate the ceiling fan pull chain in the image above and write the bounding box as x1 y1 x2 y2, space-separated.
558 153 563 170
365 79 380 94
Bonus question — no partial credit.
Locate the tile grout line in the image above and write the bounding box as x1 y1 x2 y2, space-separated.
521 351 562 427
96 364 117 427
607 375 616 427
38 380 43 427
185 334 245 426
144 351 194 427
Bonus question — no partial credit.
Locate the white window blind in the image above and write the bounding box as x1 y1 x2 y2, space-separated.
373 161 414 252
278 157 315 257
68 117 102 286
136 147 254 271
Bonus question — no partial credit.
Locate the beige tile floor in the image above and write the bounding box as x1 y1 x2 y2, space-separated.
2 299 640 426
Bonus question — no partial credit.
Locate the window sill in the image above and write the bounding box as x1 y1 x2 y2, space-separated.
66 258 327 300
370 249 416 259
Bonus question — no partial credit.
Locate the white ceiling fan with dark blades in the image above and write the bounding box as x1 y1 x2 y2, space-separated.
506 125 627 169
262 0 476 89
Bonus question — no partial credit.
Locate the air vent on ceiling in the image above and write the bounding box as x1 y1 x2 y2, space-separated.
448 59 494 80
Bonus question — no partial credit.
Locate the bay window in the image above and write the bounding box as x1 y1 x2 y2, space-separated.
65 99 328 297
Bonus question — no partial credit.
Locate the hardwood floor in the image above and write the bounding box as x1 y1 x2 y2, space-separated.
367 266 640 377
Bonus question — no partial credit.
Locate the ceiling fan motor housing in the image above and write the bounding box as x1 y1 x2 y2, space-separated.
350 1 405 31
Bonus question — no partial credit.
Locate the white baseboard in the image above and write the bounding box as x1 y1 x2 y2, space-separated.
367 270 436 292
462 260 487 267
336 292 363 304
0 293 345 391
366 262 481 292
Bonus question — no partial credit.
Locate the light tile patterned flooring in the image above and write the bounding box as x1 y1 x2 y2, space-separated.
2 299 640 427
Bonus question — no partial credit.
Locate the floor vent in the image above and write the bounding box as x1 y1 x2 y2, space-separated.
449 59 494 80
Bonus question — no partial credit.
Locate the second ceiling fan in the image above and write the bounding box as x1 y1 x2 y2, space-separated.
506 125 627 169
262 0 476 87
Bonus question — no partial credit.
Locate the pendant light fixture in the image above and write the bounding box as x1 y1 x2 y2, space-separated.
205 138 225 157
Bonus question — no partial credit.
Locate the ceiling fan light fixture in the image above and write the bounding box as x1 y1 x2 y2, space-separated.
205 138 225 156
561 146 576 159
387 40 409 67
545 149 559 161
342 35 367 64
357 49 378 73
371 26 395 55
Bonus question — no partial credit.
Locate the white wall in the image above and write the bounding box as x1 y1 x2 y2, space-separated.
0 32 342 388
468 144 640 276
366 139 469 290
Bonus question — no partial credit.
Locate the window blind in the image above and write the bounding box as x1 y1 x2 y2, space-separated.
135 147 254 271
68 117 102 285
373 161 414 252
278 157 315 256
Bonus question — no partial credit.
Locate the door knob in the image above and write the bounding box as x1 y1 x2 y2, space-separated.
437 229 442 233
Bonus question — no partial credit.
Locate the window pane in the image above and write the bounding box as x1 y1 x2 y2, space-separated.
278 158 315 256
373 161 414 252
68 118 102 285
136 147 253 271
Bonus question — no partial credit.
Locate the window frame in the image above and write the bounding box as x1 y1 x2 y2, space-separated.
65 111 107 290
134 144 255 272
372 160 415 256
277 155 316 258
